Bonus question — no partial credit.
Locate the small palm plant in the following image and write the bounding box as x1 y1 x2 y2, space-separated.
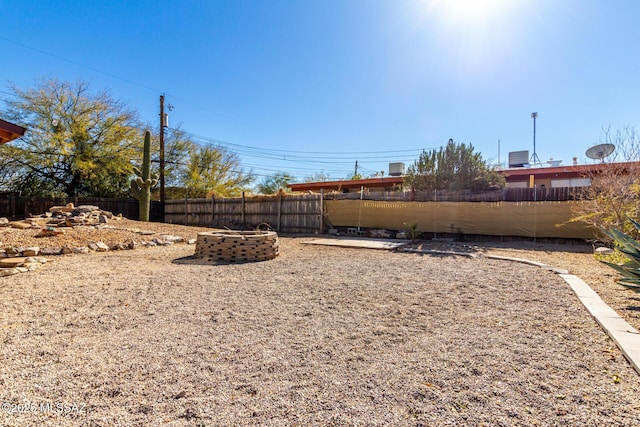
601 218 640 292
403 222 421 241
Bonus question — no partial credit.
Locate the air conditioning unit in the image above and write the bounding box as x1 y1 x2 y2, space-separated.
388 162 405 176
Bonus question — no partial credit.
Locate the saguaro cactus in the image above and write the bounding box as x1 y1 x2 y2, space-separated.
130 130 158 222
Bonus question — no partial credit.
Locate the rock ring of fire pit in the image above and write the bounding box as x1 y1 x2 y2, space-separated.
194 230 279 263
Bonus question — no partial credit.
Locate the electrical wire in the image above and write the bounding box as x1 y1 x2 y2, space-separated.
0 35 221 116
0 35 425 181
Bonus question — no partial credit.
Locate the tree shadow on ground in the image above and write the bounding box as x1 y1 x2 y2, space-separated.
171 255 270 266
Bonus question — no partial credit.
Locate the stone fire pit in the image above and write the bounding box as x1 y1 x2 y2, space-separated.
194 230 279 263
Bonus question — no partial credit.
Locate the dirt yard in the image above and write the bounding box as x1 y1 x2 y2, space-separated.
1 222 640 426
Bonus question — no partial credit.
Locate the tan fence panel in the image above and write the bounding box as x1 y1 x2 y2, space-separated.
325 200 595 239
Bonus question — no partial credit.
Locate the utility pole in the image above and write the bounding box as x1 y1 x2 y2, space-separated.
354 160 358 178
159 95 166 204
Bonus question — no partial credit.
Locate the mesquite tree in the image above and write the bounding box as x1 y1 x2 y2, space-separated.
0 78 140 197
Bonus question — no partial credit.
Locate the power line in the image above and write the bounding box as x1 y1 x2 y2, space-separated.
0 35 424 181
185 130 428 157
0 35 221 116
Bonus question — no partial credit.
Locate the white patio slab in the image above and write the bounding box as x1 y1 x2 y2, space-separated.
303 237 407 250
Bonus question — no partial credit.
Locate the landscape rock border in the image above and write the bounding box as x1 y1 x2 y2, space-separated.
485 253 640 376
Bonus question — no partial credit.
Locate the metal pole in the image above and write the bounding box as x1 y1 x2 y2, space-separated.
159 95 166 205
530 112 540 166
533 114 536 158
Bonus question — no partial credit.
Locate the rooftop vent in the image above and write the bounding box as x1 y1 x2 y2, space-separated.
388 162 405 176
508 150 529 168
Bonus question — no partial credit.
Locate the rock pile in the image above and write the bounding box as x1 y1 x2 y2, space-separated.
0 204 191 278
0 203 121 230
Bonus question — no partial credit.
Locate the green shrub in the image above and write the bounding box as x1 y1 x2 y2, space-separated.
601 218 640 292
403 222 421 241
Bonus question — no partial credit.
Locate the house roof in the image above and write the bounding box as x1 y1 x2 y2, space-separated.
0 118 26 145
498 161 640 180
287 161 640 191
288 176 404 192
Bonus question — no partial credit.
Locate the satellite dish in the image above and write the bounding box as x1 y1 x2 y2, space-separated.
585 143 615 162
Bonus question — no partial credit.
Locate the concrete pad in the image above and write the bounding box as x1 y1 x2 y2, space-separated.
304 237 406 250
560 274 640 375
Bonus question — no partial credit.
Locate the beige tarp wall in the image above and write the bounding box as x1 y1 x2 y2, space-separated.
325 200 595 239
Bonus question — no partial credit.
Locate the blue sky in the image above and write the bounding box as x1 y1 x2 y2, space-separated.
2 0 640 182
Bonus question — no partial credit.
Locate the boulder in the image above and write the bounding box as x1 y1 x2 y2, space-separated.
396 231 409 239
5 247 25 255
159 235 184 243
8 221 32 229
25 217 48 227
0 268 20 277
89 242 110 252
0 257 28 267
370 229 392 238
22 263 40 271
75 205 100 213
40 247 62 256
22 247 40 257
595 246 614 255
63 246 90 254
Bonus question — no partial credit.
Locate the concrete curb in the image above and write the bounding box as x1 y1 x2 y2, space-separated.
560 274 640 375
305 240 640 374
486 254 640 375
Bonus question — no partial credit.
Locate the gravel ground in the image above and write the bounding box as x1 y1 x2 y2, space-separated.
1 221 640 426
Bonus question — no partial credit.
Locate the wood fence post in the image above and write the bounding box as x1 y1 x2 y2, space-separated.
185 197 189 226
211 195 215 228
319 190 324 234
277 191 282 232
241 192 246 226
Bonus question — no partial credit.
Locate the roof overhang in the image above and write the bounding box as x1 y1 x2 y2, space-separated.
0 118 26 145
288 176 404 192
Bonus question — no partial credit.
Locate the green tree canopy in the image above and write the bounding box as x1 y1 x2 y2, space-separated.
256 172 295 194
147 126 253 199
404 139 504 192
179 144 253 198
0 78 141 197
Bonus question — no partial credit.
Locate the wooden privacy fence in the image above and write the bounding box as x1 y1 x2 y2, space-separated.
329 186 588 202
0 194 163 221
164 193 323 234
